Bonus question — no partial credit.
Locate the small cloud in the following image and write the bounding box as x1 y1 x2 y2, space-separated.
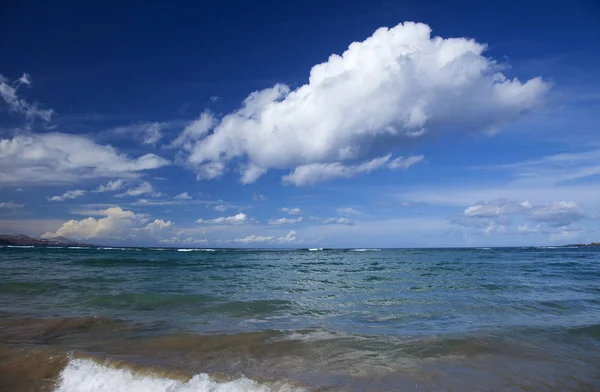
214 204 228 212
231 230 297 244
196 213 251 225
268 217 303 225
93 179 125 193
47 190 87 202
310 216 355 226
209 96 220 103
337 207 361 216
16 188 23 192
116 182 157 198
0 201 25 209
280 207 302 215
174 192 192 200
253 193 267 201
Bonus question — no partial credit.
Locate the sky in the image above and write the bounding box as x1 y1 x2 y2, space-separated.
1 0 600 248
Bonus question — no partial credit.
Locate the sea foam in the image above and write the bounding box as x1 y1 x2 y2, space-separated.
55 358 303 392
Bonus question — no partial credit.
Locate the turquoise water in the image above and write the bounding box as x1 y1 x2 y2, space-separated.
1 246 600 391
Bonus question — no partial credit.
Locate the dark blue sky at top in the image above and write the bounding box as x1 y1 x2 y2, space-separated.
2 0 599 123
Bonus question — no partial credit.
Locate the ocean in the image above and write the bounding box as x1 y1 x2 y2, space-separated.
1 246 599 391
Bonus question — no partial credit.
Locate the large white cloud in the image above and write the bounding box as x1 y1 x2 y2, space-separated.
175 22 548 185
0 133 170 185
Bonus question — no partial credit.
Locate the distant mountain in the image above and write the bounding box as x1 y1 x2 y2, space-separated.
0 234 94 247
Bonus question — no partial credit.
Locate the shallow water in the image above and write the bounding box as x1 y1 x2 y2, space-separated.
1 246 599 391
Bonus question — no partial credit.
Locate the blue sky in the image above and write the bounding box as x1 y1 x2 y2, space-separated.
1 0 599 247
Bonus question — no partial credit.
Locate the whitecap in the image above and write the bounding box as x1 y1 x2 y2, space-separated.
55 358 305 392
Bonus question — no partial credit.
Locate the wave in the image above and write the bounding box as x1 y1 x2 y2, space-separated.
177 248 217 252
350 248 382 252
5 245 35 248
308 248 323 251
97 247 129 251
55 357 305 392
68 246 92 249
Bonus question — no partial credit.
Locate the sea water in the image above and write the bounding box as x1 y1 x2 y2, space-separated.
1 246 599 391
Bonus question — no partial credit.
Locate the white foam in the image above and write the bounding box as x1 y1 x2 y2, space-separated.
308 248 323 251
6 245 35 248
68 246 92 249
55 358 304 392
351 248 381 252
177 248 216 252
97 247 128 251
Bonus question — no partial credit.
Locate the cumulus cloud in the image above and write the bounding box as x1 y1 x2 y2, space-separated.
268 217 303 225
0 133 170 185
280 207 302 215
453 198 588 236
47 189 87 202
174 192 192 200
0 201 24 209
93 179 125 193
116 182 157 198
42 207 147 239
231 230 297 244
196 213 251 225
42 207 182 242
0 73 53 124
174 22 548 185
214 204 229 212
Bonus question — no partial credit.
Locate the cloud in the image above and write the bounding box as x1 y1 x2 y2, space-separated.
528 201 585 227
253 193 267 201
231 230 297 244
388 155 425 170
0 133 170 185
453 198 588 235
489 149 600 185
0 201 24 209
42 207 147 239
337 207 361 216
93 179 125 193
311 216 355 225
108 122 165 145
175 22 548 185
0 73 53 124
214 204 228 212
464 198 531 217
170 111 216 150
267 217 303 225
283 155 407 186
280 207 302 215
47 189 87 202
116 182 157 198
16 188 23 192
196 213 251 225
174 192 192 200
